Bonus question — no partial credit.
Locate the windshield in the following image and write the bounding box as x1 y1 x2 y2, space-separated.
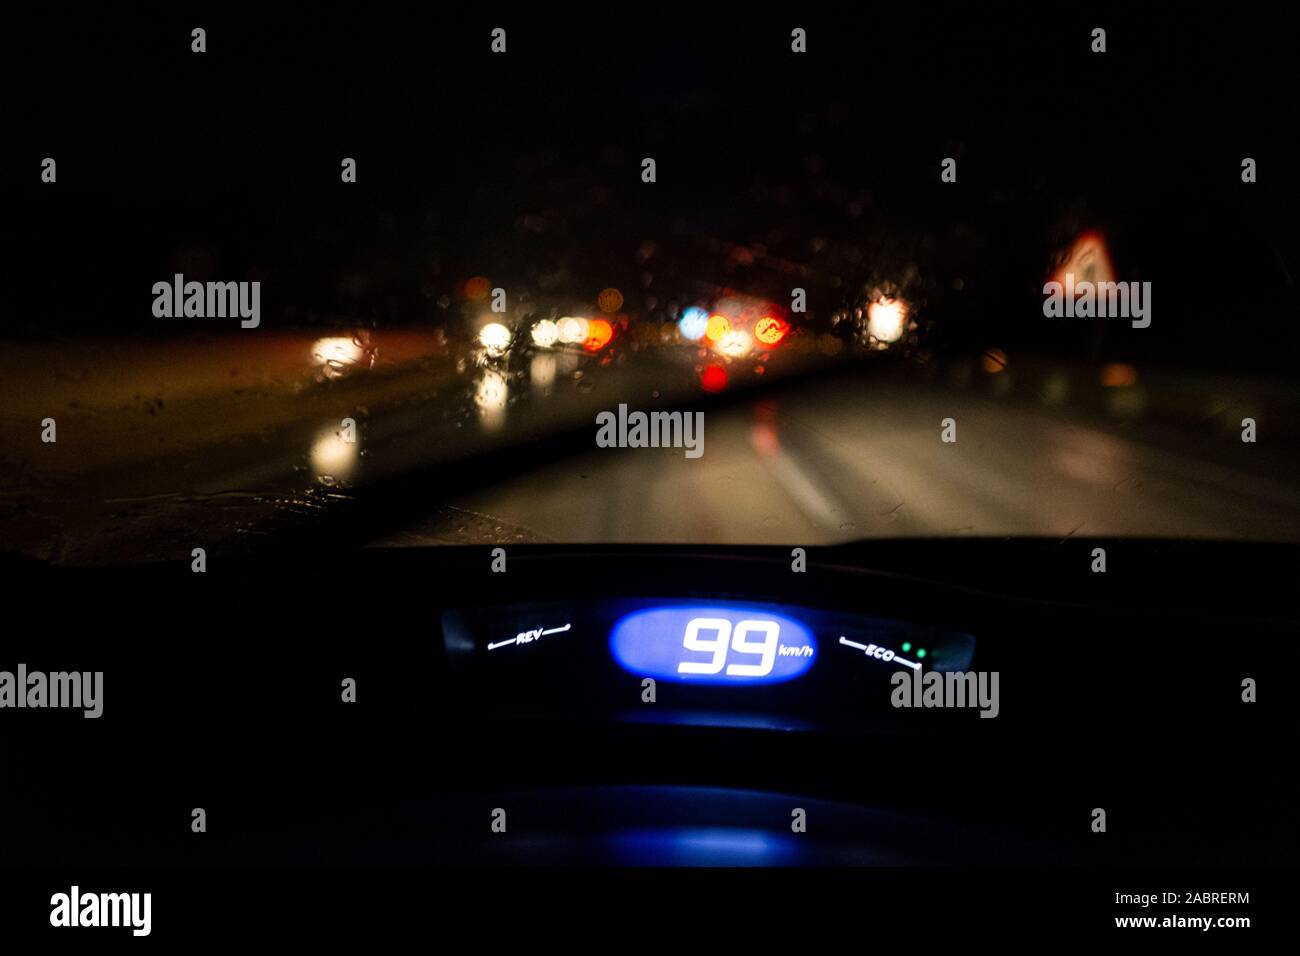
3 12 1297 565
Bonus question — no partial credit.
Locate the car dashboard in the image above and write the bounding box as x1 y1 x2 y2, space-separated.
0 540 1292 868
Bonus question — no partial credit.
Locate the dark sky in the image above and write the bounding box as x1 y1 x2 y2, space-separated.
4 6 1297 369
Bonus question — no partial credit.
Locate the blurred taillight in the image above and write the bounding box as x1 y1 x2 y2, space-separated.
583 318 614 351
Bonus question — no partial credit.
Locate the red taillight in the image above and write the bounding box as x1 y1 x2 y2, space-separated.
700 364 728 392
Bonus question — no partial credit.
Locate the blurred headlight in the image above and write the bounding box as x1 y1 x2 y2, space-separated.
866 298 907 344
479 322 513 355
530 319 559 348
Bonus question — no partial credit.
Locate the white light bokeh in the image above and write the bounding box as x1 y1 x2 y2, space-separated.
478 322 513 356
717 329 753 358
866 298 908 344
531 319 559 348
310 423 360 483
310 337 365 376
476 369 509 429
556 316 589 345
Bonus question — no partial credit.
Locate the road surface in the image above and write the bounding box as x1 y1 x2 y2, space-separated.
2 330 1297 562
427 375 1300 545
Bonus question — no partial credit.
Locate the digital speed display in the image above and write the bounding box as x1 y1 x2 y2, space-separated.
609 604 818 685
443 596 977 731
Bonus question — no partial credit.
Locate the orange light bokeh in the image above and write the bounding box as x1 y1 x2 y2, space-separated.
704 314 731 343
981 347 1008 373
754 316 788 346
583 318 614 351
1101 363 1138 387
597 287 624 313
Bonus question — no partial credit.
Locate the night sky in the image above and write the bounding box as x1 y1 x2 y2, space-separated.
5 6 1297 369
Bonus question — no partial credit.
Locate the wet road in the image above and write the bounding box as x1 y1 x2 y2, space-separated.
0 330 751 561
3 329 1298 562
434 374 1300 545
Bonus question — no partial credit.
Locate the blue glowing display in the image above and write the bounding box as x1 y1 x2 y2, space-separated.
610 604 818 685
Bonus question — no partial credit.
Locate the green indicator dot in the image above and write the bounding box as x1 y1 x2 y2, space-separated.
901 642 912 652
917 648 927 659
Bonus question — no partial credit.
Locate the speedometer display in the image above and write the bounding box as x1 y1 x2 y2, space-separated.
609 604 817 685
442 596 976 732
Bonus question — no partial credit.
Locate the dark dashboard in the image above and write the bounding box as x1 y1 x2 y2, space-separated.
1 539 1292 868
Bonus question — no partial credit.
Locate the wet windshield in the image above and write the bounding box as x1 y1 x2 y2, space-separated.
3 12 1297 564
